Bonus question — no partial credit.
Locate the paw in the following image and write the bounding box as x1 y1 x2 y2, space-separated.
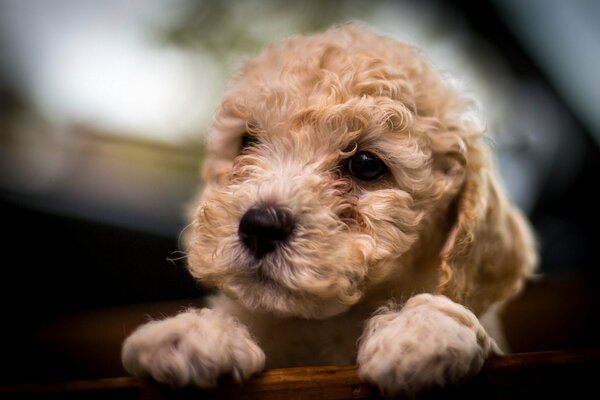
121 308 265 388
357 294 499 398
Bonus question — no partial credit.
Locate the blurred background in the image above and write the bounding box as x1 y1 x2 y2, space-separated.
1 0 599 384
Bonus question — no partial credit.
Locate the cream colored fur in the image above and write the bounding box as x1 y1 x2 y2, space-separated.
122 24 536 397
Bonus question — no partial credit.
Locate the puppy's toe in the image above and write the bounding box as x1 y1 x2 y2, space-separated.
357 294 498 397
121 309 265 388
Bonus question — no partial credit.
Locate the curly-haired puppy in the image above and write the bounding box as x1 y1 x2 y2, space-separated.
122 24 537 397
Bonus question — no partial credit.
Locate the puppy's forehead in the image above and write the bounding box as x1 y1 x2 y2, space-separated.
225 28 423 127
211 25 464 170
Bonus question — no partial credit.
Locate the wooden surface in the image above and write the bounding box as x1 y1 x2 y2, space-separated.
2 349 599 399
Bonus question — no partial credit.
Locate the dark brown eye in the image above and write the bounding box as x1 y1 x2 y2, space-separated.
241 132 259 150
347 151 387 181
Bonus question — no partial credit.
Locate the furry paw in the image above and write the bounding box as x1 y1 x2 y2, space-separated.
357 294 499 398
121 308 265 388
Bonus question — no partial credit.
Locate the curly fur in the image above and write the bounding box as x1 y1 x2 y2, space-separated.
122 23 537 396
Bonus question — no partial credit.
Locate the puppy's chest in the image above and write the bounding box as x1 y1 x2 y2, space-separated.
211 294 372 368
254 315 366 369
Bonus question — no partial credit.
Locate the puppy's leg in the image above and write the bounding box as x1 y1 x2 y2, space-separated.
357 294 499 398
121 308 265 388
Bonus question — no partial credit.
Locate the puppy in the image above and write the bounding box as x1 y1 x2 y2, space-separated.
122 24 536 397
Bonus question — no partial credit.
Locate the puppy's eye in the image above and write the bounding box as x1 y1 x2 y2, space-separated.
347 151 387 181
241 132 259 150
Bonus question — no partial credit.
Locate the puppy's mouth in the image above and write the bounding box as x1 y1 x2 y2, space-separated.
189 197 372 318
237 204 296 261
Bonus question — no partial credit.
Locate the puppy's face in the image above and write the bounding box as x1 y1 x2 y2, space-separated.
187 26 469 319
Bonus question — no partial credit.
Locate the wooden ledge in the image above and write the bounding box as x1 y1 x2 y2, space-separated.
2 349 599 399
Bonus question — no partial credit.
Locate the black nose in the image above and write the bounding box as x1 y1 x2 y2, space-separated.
238 205 295 259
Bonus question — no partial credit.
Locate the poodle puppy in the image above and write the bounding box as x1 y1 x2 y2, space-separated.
122 24 536 397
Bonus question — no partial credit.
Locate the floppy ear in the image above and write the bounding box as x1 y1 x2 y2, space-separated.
437 143 537 315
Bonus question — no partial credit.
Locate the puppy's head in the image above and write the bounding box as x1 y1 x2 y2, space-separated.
186 24 536 318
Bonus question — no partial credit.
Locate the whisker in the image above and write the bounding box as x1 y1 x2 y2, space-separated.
177 222 194 250
167 250 188 267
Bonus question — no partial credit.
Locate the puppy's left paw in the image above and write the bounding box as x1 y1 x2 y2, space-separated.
357 294 499 398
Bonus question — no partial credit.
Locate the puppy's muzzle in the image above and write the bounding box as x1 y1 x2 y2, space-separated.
238 205 295 259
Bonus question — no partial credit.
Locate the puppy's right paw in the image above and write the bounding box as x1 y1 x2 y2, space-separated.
121 308 265 388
